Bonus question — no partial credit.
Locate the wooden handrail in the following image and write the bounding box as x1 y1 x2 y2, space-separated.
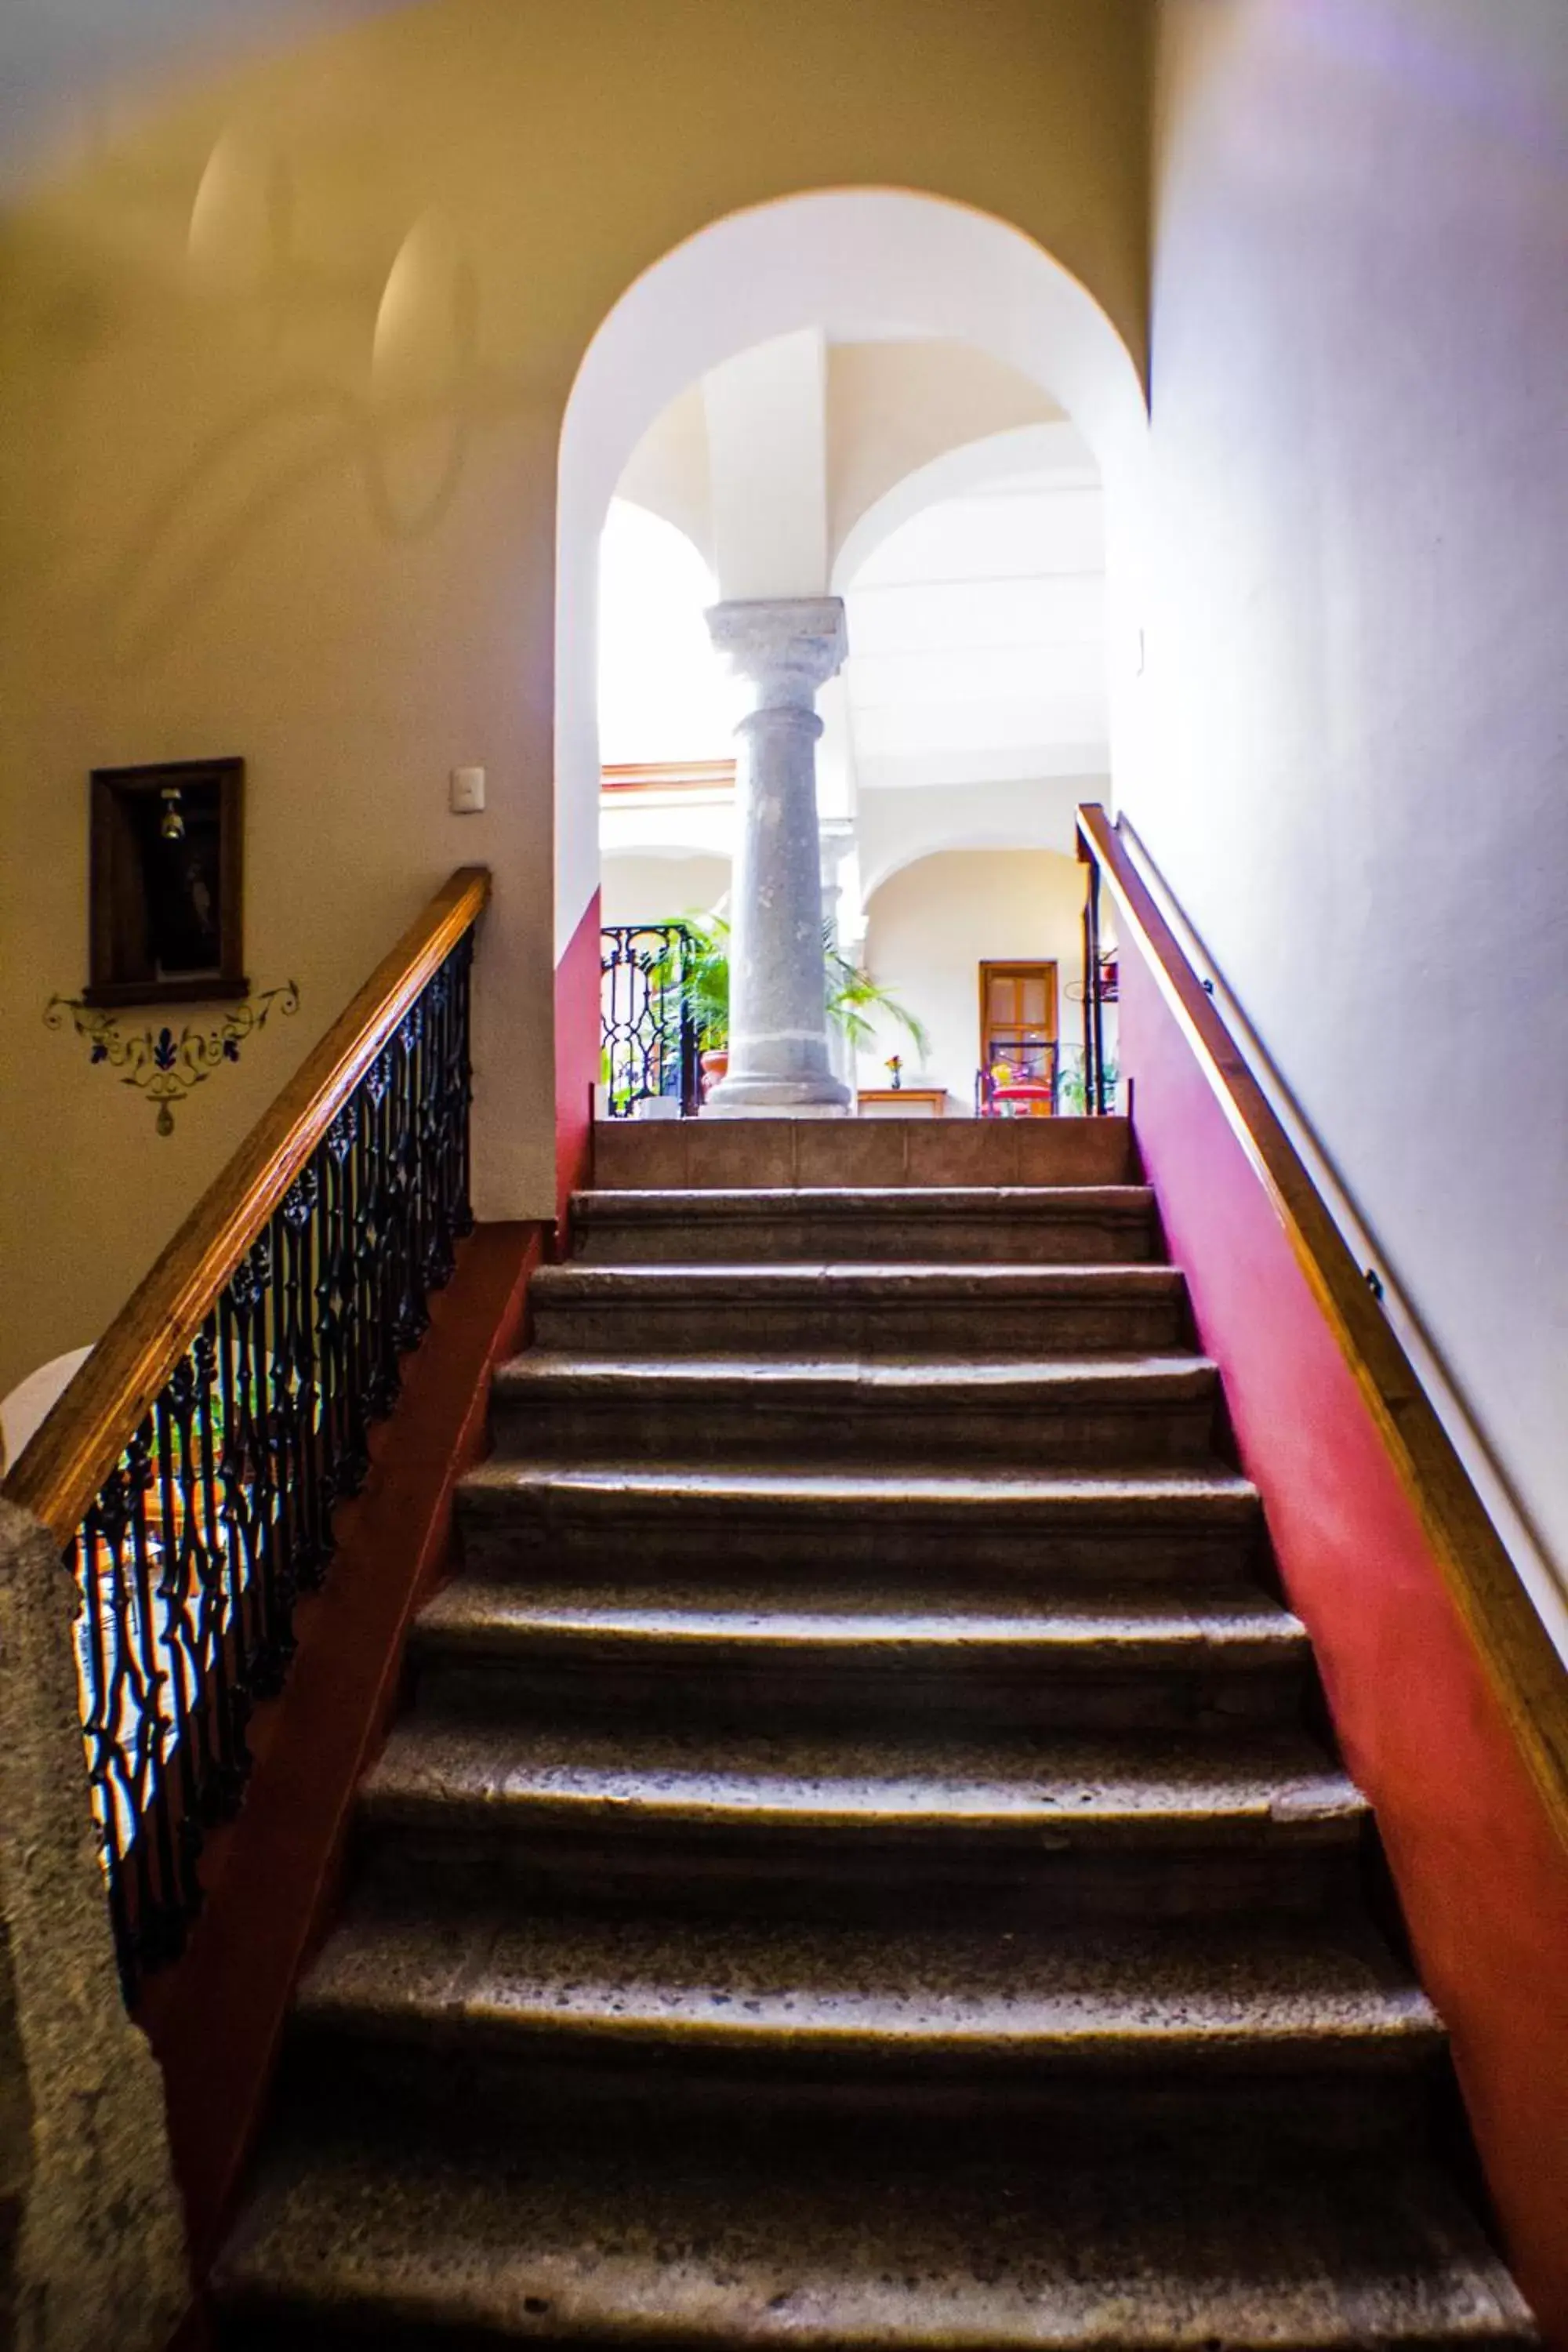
5 866 492 1548
1077 803 1568 1849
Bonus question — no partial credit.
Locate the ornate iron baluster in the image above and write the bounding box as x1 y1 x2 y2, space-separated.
218 1275 263 1706
449 935 476 1236
279 1168 330 1589
1082 861 1107 1118
73 1512 136 1997
238 1232 294 1693
393 1006 430 1355
318 1111 368 1507
361 1051 402 1420
152 1371 209 1878
122 1419 187 1969
192 1314 251 1816
418 967 456 1295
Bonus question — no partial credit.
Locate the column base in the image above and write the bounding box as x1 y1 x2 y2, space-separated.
702 1073 852 1118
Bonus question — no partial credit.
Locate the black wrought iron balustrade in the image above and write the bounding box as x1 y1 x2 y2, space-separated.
601 924 701 1117
68 930 475 1998
1080 858 1118 1116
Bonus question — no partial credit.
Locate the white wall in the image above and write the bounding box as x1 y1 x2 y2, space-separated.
615 383 713 568
601 852 729 927
703 330 829 599
859 849 1087 1109
1140 0 1568 1587
600 789 736 866
857 776 1100 902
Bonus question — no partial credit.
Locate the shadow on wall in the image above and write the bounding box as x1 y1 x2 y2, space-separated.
71 158 510 666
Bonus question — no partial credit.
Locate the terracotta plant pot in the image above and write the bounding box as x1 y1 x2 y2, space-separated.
699 1049 729 1098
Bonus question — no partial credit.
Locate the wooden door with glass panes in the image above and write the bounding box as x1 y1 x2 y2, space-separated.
980 961 1058 1115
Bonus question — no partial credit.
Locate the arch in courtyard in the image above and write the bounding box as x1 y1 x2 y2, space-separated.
830 417 1101 598
554 185 1147 965
857 788 1090 911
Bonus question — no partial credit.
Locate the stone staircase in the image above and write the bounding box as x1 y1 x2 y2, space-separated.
214 1119 1534 2350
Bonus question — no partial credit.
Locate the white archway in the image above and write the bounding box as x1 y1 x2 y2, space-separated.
858 782 1090 906
831 419 1098 596
555 187 1147 960
597 498 745 765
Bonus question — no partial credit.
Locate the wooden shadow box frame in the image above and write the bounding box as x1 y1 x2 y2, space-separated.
86 757 248 1007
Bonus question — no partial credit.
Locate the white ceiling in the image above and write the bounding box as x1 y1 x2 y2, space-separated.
841 436 1109 791
609 348 1109 804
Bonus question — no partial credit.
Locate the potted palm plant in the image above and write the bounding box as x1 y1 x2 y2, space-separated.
822 940 931 1063
652 915 930 1094
681 917 736 1090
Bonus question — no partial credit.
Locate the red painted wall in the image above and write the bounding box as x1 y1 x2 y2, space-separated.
554 889 601 1234
1120 935 1568 2343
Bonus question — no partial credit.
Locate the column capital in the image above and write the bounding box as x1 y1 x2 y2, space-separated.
706 597 848 709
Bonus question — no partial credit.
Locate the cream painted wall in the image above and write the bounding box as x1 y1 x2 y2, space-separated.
601 854 729 930
860 849 1087 1111
827 341 1060 559
0 0 1152 1394
1140 0 1568 1589
0 0 403 194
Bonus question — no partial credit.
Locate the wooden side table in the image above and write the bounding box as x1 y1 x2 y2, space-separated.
856 1087 949 1118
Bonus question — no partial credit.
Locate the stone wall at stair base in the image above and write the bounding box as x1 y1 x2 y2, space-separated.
0 1497 189 2351
1118 931 1568 2348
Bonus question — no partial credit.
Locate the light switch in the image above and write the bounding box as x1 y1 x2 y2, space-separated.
450 765 486 814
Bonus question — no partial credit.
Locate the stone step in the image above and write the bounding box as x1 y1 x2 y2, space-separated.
456 1458 1263 1584
214 2120 1534 2352
358 1713 1367 1920
571 1184 1158 1265
213 1133 1533 2351
488 1350 1220 1468
412 1575 1311 1732
530 1259 1189 1356
590 1112 1137 1192
294 1901 1443 2114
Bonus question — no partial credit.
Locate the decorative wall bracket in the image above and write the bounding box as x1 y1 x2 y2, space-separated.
45 982 300 1135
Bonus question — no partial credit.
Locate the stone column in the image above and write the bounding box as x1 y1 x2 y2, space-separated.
704 597 851 1116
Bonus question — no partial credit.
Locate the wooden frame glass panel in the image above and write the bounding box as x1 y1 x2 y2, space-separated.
86 757 246 1007
979 960 1058 1077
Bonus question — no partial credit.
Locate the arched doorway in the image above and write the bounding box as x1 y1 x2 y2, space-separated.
550 187 1145 1171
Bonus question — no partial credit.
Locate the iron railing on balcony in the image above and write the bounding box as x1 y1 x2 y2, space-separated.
601 923 702 1117
3 869 488 2000
1077 840 1119 1116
